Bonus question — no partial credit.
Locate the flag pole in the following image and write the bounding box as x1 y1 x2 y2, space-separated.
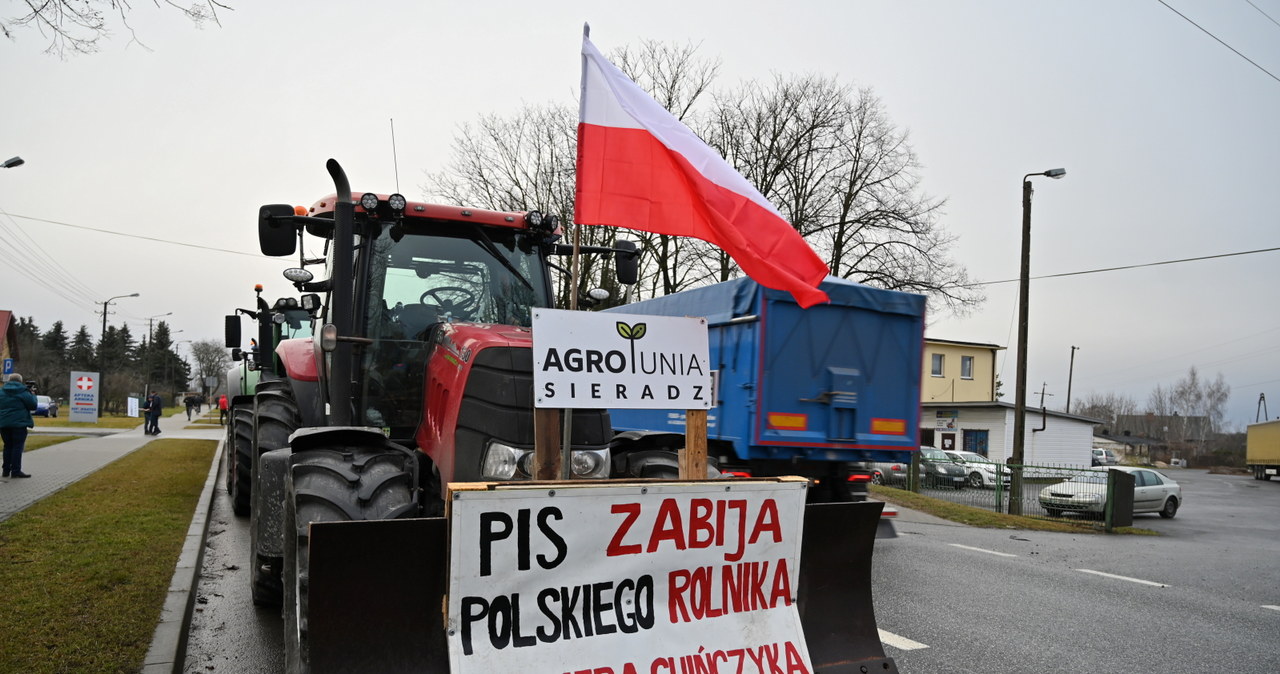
560 22 594 478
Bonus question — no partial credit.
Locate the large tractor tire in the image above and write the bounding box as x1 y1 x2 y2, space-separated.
248 385 300 607
229 406 255 517
282 437 418 674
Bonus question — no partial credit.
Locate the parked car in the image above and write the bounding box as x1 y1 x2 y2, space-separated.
1091 448 1120 466
865 460 909 485
1038 466 1181 518
918 446 967 489
34 395 59 417
944 449 1011 489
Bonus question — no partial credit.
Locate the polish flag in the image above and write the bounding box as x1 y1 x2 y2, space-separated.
574 35 830 308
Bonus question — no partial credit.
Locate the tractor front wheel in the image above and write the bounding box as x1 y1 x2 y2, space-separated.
282 437 418 674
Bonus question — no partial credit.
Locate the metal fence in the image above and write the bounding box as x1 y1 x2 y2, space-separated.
883 461 1111 519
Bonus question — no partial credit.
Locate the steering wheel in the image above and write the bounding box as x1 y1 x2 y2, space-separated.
419 286 478 316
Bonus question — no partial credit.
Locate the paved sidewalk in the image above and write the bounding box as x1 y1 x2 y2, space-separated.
0 411 225 522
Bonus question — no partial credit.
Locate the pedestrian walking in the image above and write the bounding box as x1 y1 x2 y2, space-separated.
184 394 196 421
1 373 37 478
145 392 163 435
218 394 228 425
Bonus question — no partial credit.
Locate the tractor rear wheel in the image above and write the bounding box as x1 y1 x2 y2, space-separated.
282 438 418 674
229 406 254 517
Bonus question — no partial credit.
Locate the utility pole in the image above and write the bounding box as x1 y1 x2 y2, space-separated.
1066 346 1079 414
99 293 140 340
1011 168 1066 515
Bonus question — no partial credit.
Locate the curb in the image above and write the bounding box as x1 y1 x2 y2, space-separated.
141 437 224 674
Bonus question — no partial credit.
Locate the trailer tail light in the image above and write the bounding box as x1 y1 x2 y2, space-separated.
846 473 874 483
880 505 898 518
724 471 752 478
767 412 808 431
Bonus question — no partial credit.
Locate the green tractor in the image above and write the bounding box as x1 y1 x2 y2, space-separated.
223 285 318 517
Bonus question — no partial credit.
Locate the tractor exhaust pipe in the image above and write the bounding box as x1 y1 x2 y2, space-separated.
326 158 355 426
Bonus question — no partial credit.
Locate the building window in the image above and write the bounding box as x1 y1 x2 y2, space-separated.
931 353 944 377
961 355 974 380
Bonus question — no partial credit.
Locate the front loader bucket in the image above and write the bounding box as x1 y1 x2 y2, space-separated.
308 517 450 673
798 501 898 673
305 501 893 674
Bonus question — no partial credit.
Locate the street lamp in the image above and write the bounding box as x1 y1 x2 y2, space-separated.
100 293 140 339
2 157 24 169
1010 167 1066 515
147 312 173 341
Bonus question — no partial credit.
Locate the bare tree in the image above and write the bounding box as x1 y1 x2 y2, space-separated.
3 0 231 57
425 41 980 315
706 76 982 315
189 339 229 396
1075 391 1138 430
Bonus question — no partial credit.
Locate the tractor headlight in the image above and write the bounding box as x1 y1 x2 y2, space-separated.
481 441 521 480
388 193 407 212
360 193 380 211
571 449 611 479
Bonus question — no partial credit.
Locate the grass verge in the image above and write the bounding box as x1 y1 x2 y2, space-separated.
871 484 1158 535
23 435 81 452
0 439 216 673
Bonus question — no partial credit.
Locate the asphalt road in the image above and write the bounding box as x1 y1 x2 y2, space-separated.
185 469 1280 673
183 474 283 674
873 469 1280 673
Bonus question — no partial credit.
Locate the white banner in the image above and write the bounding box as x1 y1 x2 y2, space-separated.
446 481 812 674
532 309 712 410
68 371 100 423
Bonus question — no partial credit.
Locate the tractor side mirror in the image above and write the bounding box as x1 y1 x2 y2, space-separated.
259 204 299 256
225 315 241 348
231 348 243 362
614 239 639 285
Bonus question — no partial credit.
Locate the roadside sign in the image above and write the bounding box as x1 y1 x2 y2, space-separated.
2 358 11 375
69 371 100 423
446 480 812 674
532 309 711 409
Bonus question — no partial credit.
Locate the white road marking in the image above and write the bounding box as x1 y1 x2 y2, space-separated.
879 629 929 651
1076 569 1169 587
1263 605 1280 612
949 543 1017 557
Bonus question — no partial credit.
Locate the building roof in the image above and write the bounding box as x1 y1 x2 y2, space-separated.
924 337 1005 350
922 400 1102 425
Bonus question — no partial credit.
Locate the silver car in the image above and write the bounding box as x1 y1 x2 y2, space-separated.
944 449 1010 489
1038 466 1181 519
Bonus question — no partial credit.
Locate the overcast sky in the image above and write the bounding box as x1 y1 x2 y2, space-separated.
2 1 1277 429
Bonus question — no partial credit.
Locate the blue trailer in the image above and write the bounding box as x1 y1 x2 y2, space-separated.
606 276 924 502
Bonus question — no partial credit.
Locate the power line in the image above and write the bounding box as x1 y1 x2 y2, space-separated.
3 212 266 258
970 245 1280 287
1246 0 1280 29
1156 0 1280 85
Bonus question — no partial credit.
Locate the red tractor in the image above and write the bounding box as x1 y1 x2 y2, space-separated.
246 160 639 670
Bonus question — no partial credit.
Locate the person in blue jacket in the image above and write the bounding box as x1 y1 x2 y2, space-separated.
1 372 37 478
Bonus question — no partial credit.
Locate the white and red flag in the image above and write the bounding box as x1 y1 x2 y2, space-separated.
574 33 830 308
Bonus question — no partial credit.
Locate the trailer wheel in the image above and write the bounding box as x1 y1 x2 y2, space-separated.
229 407 254 517
283 441 418 674
249 385 300 606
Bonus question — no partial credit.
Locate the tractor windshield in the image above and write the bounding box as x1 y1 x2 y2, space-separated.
367 224 550 336
357 223 551 436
